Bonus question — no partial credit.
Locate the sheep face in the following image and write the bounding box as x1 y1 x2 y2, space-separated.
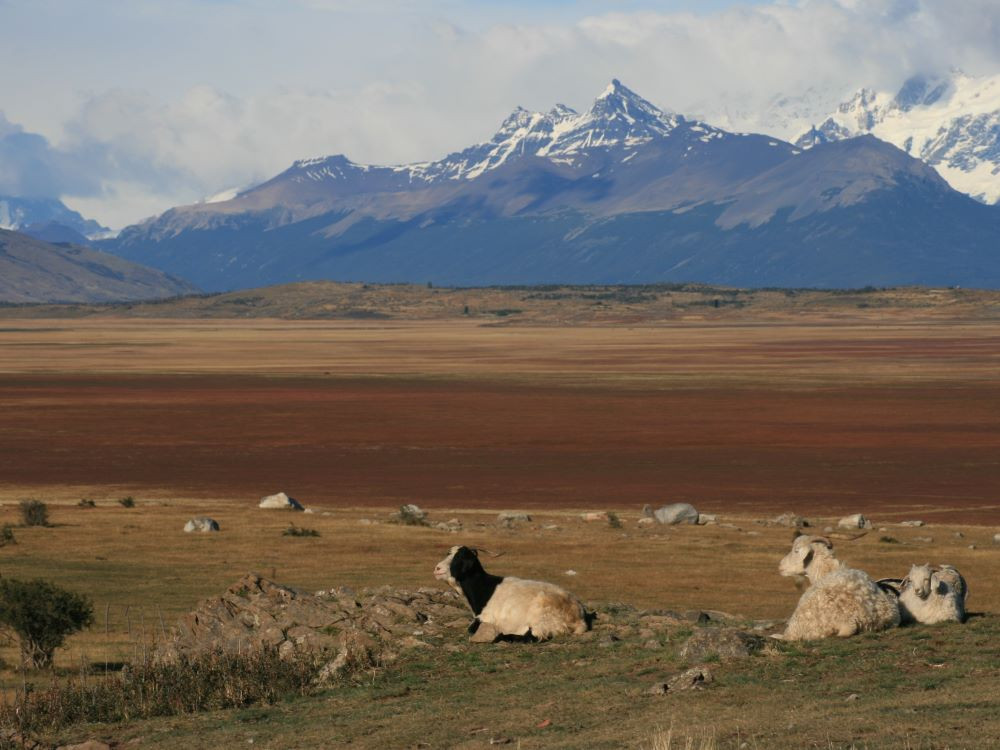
904 563 934 599
779 535 834 578
433 546 460 584
434 545 484 595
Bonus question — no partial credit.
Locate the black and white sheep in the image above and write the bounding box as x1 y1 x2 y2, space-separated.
897 563 967 625
433 545 592 640
777 535 900 640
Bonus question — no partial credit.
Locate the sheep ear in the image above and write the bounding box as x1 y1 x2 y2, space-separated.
802 548 814 567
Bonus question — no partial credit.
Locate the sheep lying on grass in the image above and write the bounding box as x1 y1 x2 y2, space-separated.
897 563 967 625
777 535 900 641
433 545 593 641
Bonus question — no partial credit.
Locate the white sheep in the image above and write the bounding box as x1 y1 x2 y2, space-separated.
777 535 900 640
897 563 967 625
433 545 592 640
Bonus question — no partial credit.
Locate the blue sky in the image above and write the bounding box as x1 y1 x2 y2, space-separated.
1 0 998 227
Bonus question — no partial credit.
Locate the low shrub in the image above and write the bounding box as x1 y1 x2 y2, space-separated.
0 524 14 547
118 496 136 508
283 526 320 537
607 512 623 529
0 647 322 735
19 500 49 527
77 498 96 508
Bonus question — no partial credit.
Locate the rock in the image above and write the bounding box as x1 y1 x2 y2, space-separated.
581 512 609 522
697 513 718 525
679 628 771 662
303 508 315 514
56 743 112 750
845 693 859 702
652 503 699 525
434 519 463 532
647 666 713 695
914 536 935 543
773 512 809 528
259 492 304 511
497 511 531 524
993 533 1000 545
470 622 500 643
564 570 577 576
183 516 220 533
158 572 466 678
838 513 872 530
900 520 925 527
637 517 655 526
968 544 977 550
393 504 428 525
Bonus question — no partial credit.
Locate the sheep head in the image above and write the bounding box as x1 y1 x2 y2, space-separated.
779 535 838 580
434 546 486 593
903 563 934 599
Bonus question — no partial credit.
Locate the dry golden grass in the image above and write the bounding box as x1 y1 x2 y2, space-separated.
0 498 995 674
1 318 1000 386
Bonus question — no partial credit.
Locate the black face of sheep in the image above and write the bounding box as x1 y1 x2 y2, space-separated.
434 546 503 617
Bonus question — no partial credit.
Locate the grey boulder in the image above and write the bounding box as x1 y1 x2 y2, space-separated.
652 503 699 525
184 517 220 533
259 492 304 511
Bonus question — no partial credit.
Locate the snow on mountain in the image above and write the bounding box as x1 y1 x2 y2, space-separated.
283 79 717 187
793 71 1000 204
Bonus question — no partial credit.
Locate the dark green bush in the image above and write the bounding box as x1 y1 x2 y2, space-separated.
0 578 94 668
118 496 136 508
77 498 96 508
0 524 15 547
19 500 49 527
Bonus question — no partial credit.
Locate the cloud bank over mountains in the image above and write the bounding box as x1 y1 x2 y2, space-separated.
2 0 999 228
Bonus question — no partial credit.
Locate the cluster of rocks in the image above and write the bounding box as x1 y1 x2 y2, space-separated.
158 573 472 678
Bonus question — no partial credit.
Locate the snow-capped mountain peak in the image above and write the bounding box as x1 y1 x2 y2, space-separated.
793 70 1000 204
283 80 697 187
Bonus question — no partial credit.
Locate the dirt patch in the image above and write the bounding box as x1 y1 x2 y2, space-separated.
1 375 998 523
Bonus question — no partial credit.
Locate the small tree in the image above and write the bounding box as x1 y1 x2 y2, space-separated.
19 500 49 527
0 579 94 668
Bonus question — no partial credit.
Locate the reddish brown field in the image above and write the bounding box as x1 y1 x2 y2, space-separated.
1 318 998 523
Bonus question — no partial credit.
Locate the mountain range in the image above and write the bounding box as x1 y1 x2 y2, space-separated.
100 79 1000 291
0 228 196 304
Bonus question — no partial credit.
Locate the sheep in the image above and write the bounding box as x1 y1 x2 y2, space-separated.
776 535 900 640
433 545 592 641
897 563 967 625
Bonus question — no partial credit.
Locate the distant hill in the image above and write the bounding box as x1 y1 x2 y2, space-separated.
103 80 1000 291
3 279 999 325
0 229 198 304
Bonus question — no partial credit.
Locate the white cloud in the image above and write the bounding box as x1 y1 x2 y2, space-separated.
1 0 1000 228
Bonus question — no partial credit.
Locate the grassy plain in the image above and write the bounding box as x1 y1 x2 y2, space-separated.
0 288 998 747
